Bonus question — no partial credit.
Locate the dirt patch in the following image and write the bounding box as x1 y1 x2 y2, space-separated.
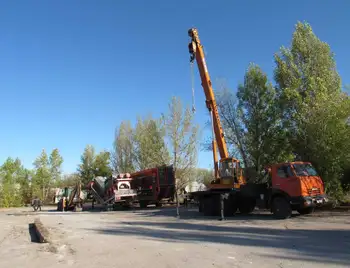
1 206 350 268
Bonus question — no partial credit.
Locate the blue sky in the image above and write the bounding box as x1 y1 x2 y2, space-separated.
0 1 349 173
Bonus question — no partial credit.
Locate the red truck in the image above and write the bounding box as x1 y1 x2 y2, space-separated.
130 165 175 208
87 165 175 210
87 173 138 209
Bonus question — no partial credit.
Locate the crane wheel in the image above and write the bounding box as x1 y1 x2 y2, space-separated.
238 197 256 214
198 199 204 212
139 201 149 209
203 197 213 216
225 195 238 216
272 197 292 219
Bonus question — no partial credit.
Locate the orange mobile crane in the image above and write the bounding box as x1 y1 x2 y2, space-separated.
188 28 245 189
187 28 329 219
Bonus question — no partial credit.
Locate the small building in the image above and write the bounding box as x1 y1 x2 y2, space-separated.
185 181 207 193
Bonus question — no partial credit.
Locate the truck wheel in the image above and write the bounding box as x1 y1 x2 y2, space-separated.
198 199 204 213
139 201 149 209
203 197 213 216
272 197 292 219
238 197 256 214
297 207 314 215
155 202 162 208
225 195 238 216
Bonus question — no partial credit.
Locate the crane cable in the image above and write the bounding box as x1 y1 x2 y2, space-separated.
190 61 196 113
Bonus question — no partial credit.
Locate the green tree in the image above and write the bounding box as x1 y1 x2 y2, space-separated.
237 63 293 181
32 149 51 200
94 150 113 177
195 168 213 187
274 21 350 198
56 173 81 187
0 157 24 207
112 121 135 173
78 145 96 185
17 168 34 205
133 115 170 170
49 148 63 185
213 82 249 168
163 96 199 216
78 146 113 184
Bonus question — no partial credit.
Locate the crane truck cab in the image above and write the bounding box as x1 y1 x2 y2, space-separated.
193 161 328 219
262 161 328 218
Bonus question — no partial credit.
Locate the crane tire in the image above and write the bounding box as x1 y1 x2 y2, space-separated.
203 197 213 216
238 197 256 214
198 199 204 213
272 196 292 219
139 201 149 209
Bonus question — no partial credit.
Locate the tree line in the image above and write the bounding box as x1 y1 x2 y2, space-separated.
211 22 350 200
0 21 349 207
0 149 64 207
0 96 209 207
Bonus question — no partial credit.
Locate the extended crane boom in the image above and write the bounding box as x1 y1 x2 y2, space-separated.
188 28 228 160
188 28 244 187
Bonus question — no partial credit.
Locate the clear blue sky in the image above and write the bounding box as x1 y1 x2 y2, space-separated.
0 1 349 173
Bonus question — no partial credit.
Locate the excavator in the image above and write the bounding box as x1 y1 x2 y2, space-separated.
187 27 329 219
56 181 84 211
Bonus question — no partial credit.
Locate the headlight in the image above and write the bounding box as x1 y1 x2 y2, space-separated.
304 199 312 206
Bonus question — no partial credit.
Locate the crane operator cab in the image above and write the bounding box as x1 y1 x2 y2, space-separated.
210 158 246 189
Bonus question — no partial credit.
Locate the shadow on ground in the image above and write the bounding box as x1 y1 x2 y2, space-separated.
129 206 281 220
116 206 350 221
86 219 350 266
7 204 350 221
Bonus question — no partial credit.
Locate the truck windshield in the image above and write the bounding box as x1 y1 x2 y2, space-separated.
293 163 318 176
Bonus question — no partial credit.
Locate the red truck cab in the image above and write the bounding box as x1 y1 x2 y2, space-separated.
268 161 328 218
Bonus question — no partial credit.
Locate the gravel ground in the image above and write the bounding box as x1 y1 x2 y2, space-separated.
0 206 349 268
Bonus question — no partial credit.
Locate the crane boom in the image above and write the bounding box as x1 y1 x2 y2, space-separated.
188 28 229 160
188 28 244 186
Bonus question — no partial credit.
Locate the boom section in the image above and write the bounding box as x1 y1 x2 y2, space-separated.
188 28 229 159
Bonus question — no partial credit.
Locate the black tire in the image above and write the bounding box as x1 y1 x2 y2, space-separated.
297 207 314 215
113 203 121 211
155 202 162 208
225 195 238 216
203 195 236 217
203 197 214 216
272 197 292 219
198 199 204 213
238 197 256 215
139 201 149 209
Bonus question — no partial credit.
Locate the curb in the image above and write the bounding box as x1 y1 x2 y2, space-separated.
33 217 51 243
